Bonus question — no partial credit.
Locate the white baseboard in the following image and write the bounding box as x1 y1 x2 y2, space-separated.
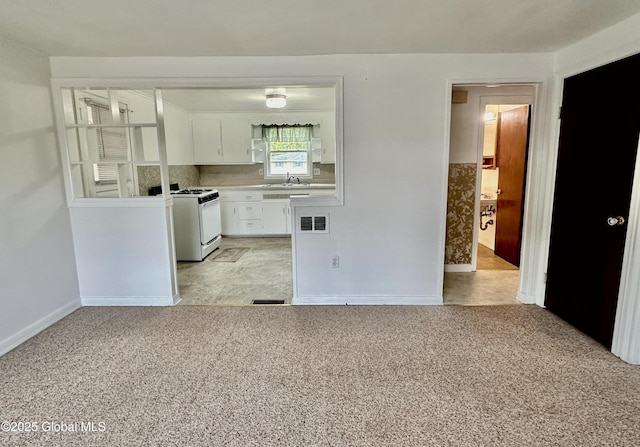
0 300 81 357
81 296 175 306
292 295 443 305
444 264 473 272
517 291 537 305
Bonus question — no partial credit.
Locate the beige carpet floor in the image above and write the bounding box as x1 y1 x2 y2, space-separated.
1 305 639 446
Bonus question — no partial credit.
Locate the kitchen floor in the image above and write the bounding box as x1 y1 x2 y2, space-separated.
443 244 521 306
177 237 293 306
178 240 520 306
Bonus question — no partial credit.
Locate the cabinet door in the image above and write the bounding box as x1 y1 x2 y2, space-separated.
166 104 194 165
285 201 292 234
192 118 222 164
221 118 253 164
316 113 336 163
262 201 288 235
220 201 239 235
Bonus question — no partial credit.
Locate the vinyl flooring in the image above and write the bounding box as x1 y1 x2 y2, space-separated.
178 239 521 306
177 237 293 306
443 244 521 306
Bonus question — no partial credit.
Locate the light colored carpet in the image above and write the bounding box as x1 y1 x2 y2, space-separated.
1 306 639 446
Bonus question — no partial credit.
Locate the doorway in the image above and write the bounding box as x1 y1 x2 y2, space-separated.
479 103 530 268
444 84 535 305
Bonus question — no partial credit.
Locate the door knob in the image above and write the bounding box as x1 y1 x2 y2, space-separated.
496 189 502 195
607 216 625 226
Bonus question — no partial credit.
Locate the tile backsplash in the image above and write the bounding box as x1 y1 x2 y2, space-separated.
137 165 200 195
138 163 335 194
199 163 335 187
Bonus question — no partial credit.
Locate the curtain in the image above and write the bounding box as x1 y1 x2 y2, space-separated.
262 125 312 142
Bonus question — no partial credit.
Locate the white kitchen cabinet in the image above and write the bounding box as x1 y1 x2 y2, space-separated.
220 192 263 236
238 220 262 234
262 200 290 235
221 118 253 164
165 104 194 165
192 117 252 164
315 113 336 164
192 117 223 164
220 201 239 236
286 201 292 234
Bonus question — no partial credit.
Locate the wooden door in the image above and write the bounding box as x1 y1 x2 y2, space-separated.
545 53 640 348
494 106 531 267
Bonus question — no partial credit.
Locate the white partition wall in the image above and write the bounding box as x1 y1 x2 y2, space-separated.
70 202 178 306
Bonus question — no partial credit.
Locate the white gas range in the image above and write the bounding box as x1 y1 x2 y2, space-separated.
171 188 222 261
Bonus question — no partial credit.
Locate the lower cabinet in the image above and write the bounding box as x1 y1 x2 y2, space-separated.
262 200 290 235
220 201 239 235
220 193 291 236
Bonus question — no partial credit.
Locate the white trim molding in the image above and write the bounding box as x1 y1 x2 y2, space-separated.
0 300 81 357
293 295 443 305
444 264 473 273
81 296 176 306
611 135 640 365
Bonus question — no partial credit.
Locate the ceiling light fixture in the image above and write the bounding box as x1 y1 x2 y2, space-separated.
266 93 286 109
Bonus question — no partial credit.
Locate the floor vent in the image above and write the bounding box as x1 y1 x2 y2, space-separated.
251 299 286 305
298 214 329 233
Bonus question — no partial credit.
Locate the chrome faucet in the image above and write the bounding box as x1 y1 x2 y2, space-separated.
286 172 299 183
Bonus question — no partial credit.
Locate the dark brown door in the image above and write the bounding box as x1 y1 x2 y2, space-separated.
545 53 640 348
494 106 531 267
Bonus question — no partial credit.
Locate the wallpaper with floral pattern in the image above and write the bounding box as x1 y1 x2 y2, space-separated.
445 163 477 264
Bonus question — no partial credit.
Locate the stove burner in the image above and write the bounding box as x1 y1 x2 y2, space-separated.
173 188 213 195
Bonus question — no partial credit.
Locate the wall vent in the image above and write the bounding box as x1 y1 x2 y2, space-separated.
298 214 329 233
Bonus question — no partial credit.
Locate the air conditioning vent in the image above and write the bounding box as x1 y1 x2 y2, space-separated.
314 216 326 231
298 214 329 233
300 216 313 231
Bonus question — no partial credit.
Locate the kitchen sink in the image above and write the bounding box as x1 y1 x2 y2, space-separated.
280 182 310 187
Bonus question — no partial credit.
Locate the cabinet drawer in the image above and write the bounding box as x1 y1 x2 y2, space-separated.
238 202 263 219
240 193 262 201
220 192 263 202
238 220 262 234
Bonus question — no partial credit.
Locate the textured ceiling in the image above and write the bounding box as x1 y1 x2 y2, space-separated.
1 0 640 57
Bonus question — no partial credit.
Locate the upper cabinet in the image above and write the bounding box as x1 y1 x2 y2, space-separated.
164 104 194 165
192 117 223 164
220 117 253 164
315 112 336 164
192 115 253 164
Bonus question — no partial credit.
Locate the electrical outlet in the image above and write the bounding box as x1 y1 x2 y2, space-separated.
258 168 264 176
314 168 321 175
331 255 340 268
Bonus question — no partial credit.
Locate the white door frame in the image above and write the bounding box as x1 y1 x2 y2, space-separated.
474 92 535 272
443 78 552 308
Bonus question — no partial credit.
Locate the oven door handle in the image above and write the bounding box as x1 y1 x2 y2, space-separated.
201 197 220 207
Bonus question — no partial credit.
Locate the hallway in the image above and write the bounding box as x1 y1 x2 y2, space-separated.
444 245 520 306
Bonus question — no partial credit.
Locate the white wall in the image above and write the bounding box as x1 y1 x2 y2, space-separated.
449 85 536 164
555 12 640 76
0 38 80 355
50 53 554 304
